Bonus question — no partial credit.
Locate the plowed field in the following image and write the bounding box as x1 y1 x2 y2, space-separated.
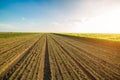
0 33 120 80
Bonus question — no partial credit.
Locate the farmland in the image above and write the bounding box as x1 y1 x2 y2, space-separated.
63 33 120 41
0 33 120 80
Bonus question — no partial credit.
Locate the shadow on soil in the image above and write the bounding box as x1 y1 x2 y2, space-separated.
43 37 51 80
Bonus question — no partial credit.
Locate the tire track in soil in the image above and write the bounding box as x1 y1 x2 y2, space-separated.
43 35 51 80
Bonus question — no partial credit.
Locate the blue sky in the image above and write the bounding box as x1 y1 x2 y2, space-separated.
0 0 120 33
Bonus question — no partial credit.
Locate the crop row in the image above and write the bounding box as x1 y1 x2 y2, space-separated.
0 34 42 79
1 33 120 80
51 34 120 79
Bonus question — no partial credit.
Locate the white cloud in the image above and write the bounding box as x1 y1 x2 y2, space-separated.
50 0 120 33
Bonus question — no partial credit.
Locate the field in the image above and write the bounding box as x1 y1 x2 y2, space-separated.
0 32 36 38
63 33 120 41
0 33 120 80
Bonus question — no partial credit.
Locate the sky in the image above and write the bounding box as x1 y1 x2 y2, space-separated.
0 0 120 33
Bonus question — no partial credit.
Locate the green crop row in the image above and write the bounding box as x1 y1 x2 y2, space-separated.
0 32 37 38
57 33 120 41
